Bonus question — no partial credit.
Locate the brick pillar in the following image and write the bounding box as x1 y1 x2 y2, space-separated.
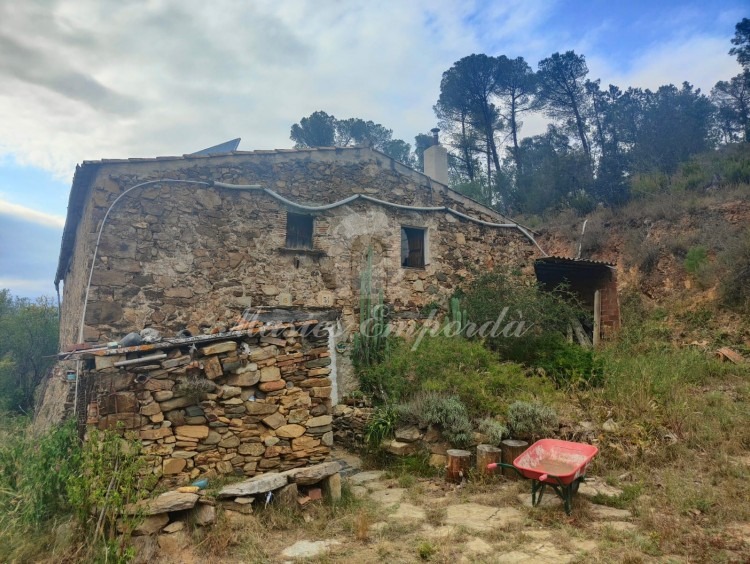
599 271 620 339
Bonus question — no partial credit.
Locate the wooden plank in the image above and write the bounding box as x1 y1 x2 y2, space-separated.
593 289 601 348
59 320 322 360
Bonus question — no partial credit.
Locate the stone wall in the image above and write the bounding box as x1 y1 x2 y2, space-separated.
82 323 334 487
58 149 538 352
331 404 374 451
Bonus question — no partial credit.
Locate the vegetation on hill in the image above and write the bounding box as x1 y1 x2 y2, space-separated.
0 290 58 413
292 18 750 221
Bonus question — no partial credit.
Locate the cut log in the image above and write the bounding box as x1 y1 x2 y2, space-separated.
476 444 501 476
446 449 471 483
501 439 528 480
570 317 592 348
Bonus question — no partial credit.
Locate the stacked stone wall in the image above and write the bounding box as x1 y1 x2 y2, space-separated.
84 325 333 488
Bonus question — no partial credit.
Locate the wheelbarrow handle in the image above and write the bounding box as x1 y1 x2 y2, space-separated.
486 462 526 479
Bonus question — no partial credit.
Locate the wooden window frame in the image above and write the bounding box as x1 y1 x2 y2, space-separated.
401 226 426 269
285 213 314 250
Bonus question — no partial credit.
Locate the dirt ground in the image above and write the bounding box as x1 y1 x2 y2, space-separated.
135 449 750 563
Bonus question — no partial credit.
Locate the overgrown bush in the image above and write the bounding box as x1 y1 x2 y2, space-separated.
639 241 662 274
477 418 508 446
359 336 556 417
0 418 81 527
507 401 558 440
68 428 154 562
579 218 607 256
459 270 599 386
461 270 589 365
528 333 604 388
395 392 473 448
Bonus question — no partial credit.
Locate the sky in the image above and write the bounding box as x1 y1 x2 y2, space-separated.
0 0 745 298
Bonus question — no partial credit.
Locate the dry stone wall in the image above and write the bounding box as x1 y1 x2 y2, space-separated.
59 149 538 349
83 324 334 488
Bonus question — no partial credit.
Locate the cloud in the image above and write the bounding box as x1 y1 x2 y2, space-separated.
0 216 61 298
0 199 66 228
588 34 741 94
0 0 552 179
0 278 57 298
0 0 742 184
0 33 141 115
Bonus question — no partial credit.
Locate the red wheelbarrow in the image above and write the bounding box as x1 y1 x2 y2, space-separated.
487 439 598 515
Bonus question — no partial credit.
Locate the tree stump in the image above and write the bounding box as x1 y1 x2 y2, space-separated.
476 444 502 476
446 449 471 483
501 439 528 479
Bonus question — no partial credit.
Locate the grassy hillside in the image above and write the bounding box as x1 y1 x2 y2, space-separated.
528 144 750 351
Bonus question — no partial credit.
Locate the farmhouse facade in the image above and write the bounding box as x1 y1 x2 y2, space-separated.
56 144 540 378
46 143 541 486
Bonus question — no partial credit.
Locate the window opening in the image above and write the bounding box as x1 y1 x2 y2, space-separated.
401 227 425 268
286 213 313 249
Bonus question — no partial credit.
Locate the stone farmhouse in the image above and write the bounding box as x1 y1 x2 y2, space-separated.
43 138 543 485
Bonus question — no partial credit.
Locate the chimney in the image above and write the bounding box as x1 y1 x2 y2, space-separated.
423 128 449 185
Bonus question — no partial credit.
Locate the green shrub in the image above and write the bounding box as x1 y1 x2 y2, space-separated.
395 392 473 448
630 171 670 197
477 418 508 446
360 336 557 417
418 540 436 560
460 270 592 377
684 246 708 275
507 401 558 440
364 405 398 449
0 420 81 562
0 418 81 526
527 333 604 388
67 428 154 563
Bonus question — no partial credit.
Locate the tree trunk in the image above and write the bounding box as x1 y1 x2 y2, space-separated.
461 116 475 181
446 449 472 483
476 444 501 476
510 95 521 175
572 102 591 159
501 439 528 479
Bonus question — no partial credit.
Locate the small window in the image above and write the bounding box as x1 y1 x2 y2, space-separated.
286 213 313 249
401 227 425 268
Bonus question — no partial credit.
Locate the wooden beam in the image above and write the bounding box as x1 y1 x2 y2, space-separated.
593 289 601 347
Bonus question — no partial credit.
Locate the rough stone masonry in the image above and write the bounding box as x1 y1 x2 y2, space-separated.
81 321 335 488
41 145 541 480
